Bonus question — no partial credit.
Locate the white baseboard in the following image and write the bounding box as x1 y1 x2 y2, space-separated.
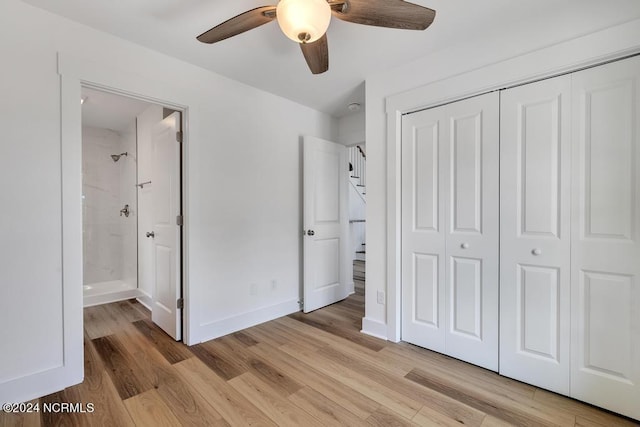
347 280 355 295
136 291 152 311
0 364 83 407
197 299 300 343
83 288 142 307
361 316 388 340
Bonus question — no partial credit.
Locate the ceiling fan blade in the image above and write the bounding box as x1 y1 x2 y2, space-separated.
300 34 329 74
331 0 435 31
197 6 277 44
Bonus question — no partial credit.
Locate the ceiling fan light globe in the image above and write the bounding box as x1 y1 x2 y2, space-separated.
276 0 331 43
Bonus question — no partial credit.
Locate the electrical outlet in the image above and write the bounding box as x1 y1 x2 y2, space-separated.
377 290 385 305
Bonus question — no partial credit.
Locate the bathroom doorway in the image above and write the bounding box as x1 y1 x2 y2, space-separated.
81 87 184 340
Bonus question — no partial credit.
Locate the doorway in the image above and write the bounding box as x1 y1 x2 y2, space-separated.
347 144 366 291
80 86 184 341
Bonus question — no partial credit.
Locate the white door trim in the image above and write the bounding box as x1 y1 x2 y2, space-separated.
383 21 640 342
57 53 194 344
0 72 86 405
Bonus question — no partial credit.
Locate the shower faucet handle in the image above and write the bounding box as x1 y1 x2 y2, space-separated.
120 204 130 217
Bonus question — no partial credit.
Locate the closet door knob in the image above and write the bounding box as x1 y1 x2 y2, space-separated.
532 248 542 256
461 243 469 249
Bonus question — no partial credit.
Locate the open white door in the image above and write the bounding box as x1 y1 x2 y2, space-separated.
150 112 182 340
303 136 351 313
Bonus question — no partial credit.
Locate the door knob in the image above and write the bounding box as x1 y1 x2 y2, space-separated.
146 231 155 238
461 243 469 249
307 230 315 236
532 248 542 256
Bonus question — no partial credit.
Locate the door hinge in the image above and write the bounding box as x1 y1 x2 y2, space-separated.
176 131 183 143
177 298 184 309
176 215 184 226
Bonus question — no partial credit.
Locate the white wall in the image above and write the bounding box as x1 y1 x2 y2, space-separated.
82 126 125 285
363 10 640 339
82 124 138 288
136 104 164 306
119 122 138 289
0 0 336 404
337 110 365 146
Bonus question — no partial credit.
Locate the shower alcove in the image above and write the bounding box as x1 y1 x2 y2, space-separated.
82 125 139 306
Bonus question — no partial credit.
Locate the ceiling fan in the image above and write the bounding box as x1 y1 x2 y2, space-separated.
196 0 436 74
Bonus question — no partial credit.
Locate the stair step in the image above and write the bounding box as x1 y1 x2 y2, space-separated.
356 250 365 254
353 259 365 284
357 184 365 187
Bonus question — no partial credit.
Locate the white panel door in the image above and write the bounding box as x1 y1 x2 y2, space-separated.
571 57 640 420
402 92 499 370
151 112 182 340
445 93 499 370
401 106 447 353
303 136 351 313
500 75 572 394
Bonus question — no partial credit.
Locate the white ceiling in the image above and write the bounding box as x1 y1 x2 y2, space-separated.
22 0 640 117
82 87 154 132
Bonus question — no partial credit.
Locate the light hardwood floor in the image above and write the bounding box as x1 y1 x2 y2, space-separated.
1 287 637 426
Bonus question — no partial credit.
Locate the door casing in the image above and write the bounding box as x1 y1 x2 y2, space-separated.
57 52 192 407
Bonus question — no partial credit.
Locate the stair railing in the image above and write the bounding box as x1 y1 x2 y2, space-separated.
349 145 366 187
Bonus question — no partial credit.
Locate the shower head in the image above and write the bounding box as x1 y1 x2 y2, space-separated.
111 152 128 162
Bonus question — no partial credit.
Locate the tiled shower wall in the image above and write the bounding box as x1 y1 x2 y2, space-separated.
82 125 137 286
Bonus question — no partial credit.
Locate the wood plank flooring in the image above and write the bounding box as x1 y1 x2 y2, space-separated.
1 291 637 426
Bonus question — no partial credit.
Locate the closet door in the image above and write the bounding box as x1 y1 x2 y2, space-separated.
500 75 572 394
444 93 499 370
401 104 447 354
571 56 640 421
402 92 499 370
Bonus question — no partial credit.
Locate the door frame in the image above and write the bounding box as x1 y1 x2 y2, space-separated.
383 33 640 342
58 52 192 357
